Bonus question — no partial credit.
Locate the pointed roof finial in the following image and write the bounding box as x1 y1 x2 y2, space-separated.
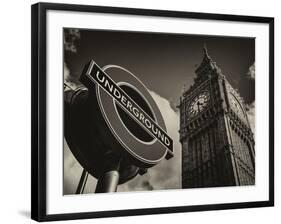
203 42 209 57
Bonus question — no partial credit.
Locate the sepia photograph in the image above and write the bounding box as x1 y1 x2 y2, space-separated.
31 3 274 221
63 28 255 194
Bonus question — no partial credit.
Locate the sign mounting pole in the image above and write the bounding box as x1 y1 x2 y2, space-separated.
75 169 89 194
95 155 122 193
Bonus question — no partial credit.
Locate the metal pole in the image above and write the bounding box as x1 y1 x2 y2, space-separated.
75 169 89 194
95 156 121 193
95 170 120 193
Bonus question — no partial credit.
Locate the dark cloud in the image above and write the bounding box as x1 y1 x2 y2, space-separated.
64 28 255 107
64 29 83 84
64 29 80 53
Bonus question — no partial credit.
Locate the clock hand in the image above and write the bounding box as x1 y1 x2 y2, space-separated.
197 101 203 111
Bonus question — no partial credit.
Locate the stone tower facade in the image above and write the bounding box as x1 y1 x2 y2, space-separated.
179 47 255 188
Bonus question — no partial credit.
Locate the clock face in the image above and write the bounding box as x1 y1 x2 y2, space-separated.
187 92 210 117
229 93 245 119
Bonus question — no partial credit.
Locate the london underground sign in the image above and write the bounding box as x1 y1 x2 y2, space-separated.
65 60 174 184
83 61 173 154
80 60 174 165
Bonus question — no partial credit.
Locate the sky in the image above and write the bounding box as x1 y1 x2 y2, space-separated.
63 28 255 194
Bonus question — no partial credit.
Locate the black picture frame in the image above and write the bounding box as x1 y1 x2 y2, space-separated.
31 2 274 222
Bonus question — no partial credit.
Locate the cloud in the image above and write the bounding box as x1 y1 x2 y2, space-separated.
64 62 70 82
117 91 181 192
63 139 98 195
63 139 83 194
239 62 255 104
64 29 82 86
63 90 181 194
64 29 80 53
64 62 80 89
246 62 255 79
238 62 255 137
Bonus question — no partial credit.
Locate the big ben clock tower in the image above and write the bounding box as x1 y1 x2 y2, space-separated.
179 46 255 188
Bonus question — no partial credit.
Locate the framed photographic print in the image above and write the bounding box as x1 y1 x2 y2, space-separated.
31 2 274 222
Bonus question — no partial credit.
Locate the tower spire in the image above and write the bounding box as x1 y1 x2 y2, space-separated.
203 42 208 56
194 43 222 82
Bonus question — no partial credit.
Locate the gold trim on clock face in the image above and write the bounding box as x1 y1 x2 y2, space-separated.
187 91 210 117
